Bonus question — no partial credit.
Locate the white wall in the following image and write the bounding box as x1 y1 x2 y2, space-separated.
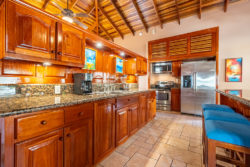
114 0 250 90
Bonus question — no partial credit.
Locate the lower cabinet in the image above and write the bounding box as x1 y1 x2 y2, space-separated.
15 130 64 167
147 95 156 121
64 119 93 167
138 94 147 127
171 88 181 111
116 103 139 146
116 107 130 146
94 99 115 163
129 104 139 135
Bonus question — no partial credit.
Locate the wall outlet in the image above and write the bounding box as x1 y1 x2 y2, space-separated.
55 85 61 94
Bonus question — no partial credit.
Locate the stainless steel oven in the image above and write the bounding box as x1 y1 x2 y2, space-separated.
156 90 171 111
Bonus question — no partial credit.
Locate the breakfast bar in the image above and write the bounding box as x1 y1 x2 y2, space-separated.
216 90 250 118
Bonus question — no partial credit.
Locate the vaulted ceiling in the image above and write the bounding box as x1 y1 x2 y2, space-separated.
24 0 242 41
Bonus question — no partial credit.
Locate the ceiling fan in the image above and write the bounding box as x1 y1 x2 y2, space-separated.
51 0 89 29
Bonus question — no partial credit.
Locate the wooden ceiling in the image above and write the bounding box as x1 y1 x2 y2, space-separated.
24 0 242 41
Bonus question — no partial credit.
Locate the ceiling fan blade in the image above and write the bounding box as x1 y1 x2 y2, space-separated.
73 18 88 30
50 1 65 12
74 13 89 17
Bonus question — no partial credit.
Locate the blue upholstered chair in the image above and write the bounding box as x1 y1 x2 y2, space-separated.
202 104 235 113
203 110 250 125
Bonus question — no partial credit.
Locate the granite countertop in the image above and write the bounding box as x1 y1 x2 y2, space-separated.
216 89 250 107
0 89 155 117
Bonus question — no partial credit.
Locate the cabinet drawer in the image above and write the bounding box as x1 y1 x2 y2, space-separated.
64 103 93 123
117 95 139 109
15 109 64 141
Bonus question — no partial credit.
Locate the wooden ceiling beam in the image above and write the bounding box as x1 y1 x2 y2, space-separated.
87 4 95 14
224 0 229 12
99 24 114 41
151 0 163 28
131 0 148 32
98 5 124 39
198 0 202 19
175 0 181 25
42 0 51 10
69 0 80 9
110 0 135 35
95 0 99 34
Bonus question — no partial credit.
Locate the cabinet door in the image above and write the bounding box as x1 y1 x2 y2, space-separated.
15 130 63 167
129 104 139 135
139 94 147 127
94 100 115 163
64 119 93 167
172 61 182 77
6 1 56 59
57 23 85 64
125 58 136 75
171 88 181 111
136 58 142 74
116 107 129 146
147 99 154 121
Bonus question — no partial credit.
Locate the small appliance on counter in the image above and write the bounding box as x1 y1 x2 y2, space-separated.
154 81 175 111
73 73 93 94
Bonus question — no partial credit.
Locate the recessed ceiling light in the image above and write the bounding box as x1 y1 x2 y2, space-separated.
43 62 51 66
96 42 103 48
120 52 125 56
62 16 73 23
139 32 143 36
110 54 114 57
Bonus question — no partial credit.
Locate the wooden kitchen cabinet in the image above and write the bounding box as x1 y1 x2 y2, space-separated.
147 92 156 121
59 23 85 64
4 0 85 67
172 61 182 77
129 104 139 135
15 129 63 167
125 57 147 75
94 99 115 163
116 107 130 146
139 94 147 127
171 88 181 111
6 0 56 60
64 120 93 167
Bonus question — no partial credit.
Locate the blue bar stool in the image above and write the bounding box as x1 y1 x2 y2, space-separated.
203 110 250 125
202 104 235 113
204 120 250 167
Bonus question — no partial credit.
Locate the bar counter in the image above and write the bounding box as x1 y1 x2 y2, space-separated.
216 89 250 118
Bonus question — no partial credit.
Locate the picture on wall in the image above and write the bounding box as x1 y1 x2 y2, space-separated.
225 58 242 82
225 90 242 97
84 48 96 70
116 57 123 73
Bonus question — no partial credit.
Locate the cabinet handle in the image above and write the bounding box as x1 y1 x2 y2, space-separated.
58 51 62 55
40 120 47 125
66 133 71 137
59 137 63 141
51 50 55 54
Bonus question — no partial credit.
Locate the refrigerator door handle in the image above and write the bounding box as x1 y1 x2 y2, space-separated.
193 72 197 92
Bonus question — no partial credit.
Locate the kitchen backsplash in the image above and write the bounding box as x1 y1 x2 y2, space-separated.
0 83 138 97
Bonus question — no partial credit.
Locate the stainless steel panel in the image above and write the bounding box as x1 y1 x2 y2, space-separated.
181 61 216 115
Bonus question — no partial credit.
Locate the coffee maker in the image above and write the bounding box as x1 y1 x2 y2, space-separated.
73 73 93 94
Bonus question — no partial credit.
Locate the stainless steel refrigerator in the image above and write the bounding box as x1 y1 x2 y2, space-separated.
181 61 216 116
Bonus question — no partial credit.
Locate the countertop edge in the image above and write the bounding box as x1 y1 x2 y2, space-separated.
0 90 155 118
216 89 250 107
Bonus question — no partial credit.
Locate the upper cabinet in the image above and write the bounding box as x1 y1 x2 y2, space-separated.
125 57 147 76
148 27 218 61
59 23 85 64
6 1 56 60
3 0 85 67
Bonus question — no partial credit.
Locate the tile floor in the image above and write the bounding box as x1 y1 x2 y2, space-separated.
97 111 203 167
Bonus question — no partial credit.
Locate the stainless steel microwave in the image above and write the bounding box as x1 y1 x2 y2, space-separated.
151 62 172 74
